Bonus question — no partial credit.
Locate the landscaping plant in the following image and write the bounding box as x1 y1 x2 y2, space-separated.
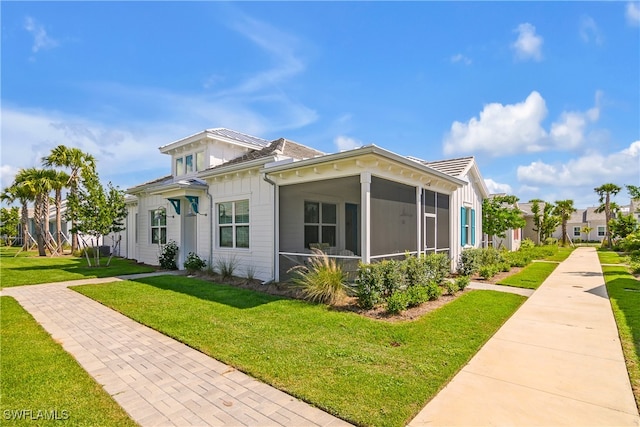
158 240 179 270
184 252 206 274
290 249 348 304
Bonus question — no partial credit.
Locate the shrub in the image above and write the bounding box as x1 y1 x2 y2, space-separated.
290 249 348 305
406 281 441 307
544 237 558 246
423 253 450 284
158 241 179 270
455 275 470 291
498 262 511 272
480 247 504 267
479 264 498 280
405 254 429 288
443 280 458 295
618 231 640 252
184 252 206 273
379 259 406 298
521 238 536 249
356 262 385 309
503 251 531 267
458 248 483 276
215 255 239 280
386 291 409 314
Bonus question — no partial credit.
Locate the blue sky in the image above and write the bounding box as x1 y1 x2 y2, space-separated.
2 1 639 208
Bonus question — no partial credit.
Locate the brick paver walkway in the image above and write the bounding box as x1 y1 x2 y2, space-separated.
1 275 351 427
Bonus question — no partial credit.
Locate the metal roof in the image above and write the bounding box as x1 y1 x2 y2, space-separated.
204 128 269 147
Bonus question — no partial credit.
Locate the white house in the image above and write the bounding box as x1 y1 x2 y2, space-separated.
122 128 488 282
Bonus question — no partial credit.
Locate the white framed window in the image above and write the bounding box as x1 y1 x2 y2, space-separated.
185 154 194 174
196 151 205 171
304 201 337 249
151 208 167 244
597 226 606 237
176 158 184 176
573 226 581 237
218 200 249 248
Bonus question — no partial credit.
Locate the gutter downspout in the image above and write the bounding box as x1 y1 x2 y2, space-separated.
206 184 214 269
262 172 277 285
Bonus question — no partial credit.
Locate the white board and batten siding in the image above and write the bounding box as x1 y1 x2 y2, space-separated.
450 170 484 270
206 170 275 282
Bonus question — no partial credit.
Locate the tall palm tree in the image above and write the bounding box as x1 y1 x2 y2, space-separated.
50 170 70 251
594 183 621 249
15 168 58 256
43 145 96 252
554 200 576 246
0 182 34 251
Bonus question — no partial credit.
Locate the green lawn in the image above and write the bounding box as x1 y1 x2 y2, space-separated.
544 246 574 262
0 249 156 288
497 261 559 289
73 276 525 427
602 266 640 409
0 296 137 426
597 249 625 264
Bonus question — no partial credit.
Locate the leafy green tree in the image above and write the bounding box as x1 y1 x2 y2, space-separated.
581 226 593 241
0 207 20 246
530 199 560 244
67 172 126 266
1 183 34 251
626 184 640 201
609 212 638 241
530 199 543 245
554 200 576 246
47 169 70 251
43 145 96 253
594 183 622 248
482 195 526 247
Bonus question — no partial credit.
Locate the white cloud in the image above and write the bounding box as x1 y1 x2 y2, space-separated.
443 91 602 156
627 2 640 26
24 16 59 53
517 140 640 187
580 16 603 45
443 91 548 156
0 106 174 190
485 178 513 195
511 23 543 62
334 135 363 151
450 53 472 65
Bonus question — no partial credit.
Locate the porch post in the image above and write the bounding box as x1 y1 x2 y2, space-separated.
360 172 371 264
416 186 422 256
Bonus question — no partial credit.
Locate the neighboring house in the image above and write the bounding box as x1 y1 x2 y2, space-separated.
519 202 615 244
124 128 489 282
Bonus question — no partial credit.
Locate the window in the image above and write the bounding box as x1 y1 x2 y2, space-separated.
461 206 476 246
185 154 194 174
196 152 204 171
218 200 249 248
176 158 184 176
304 201 337 249
573 226 581 237
597 226 606 237
151 208 167 244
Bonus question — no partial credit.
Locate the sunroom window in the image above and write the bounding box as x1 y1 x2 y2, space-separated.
304 201 337 249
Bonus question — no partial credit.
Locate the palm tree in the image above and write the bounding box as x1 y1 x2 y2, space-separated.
15 168 58 256
0 182 34 251
554 200 576 246
49 170 70 251
43 145 96 252
594 183 621 248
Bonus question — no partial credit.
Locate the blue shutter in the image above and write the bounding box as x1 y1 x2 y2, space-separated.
461 207 467 246
471 209 476 246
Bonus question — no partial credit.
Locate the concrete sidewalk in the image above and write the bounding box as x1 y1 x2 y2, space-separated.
1 274 350 427
408 247 640 426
